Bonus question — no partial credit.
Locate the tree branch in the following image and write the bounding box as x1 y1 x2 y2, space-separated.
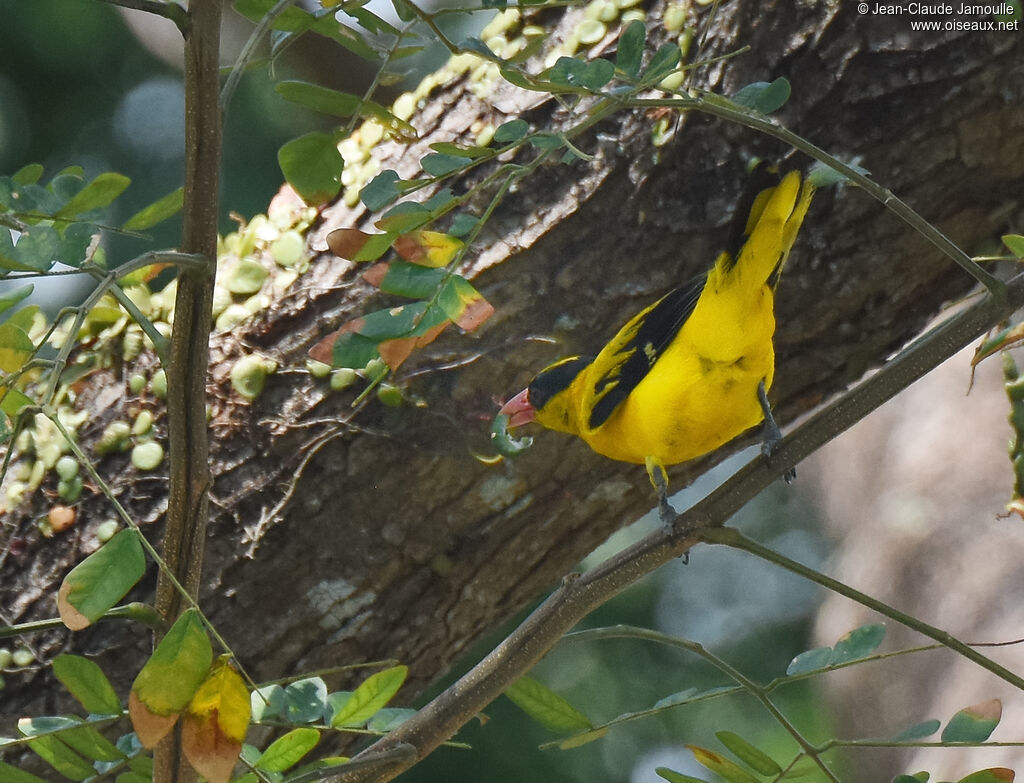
154 0 222 781
333 271 1024 782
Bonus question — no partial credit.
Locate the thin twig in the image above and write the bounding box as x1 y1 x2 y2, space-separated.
632 94 1006 298
97 0 190 35
701 526 1024 693
557 625 839 781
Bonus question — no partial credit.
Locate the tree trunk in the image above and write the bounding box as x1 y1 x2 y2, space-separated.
2 0 1021 741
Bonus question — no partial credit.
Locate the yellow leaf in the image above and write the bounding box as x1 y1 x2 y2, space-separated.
182 657 250 783
394 231 463 267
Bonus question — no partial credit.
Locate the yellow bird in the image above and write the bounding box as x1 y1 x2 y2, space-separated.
499 168 815 521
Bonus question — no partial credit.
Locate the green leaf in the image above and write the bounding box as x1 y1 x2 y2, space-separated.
456 36 504 63
275 81 416 139
255 727 320 772
57 529 146 630
234 0 316 31
891 719 940 742
59 725 125 762
365 707 416 732
731 77 791 114
54 172 131 219
12 163 44 186
122 187 184 231
1003 233 1024 259
329 665 408 728
56 222 97 268
892 775 929 783
530 133 565 151
957 769 1015 783
493 119 529 143
422 188 456 213
18 716 82 735
616 20 645 78
275 80 363 116
644 42 681 80
284 677 329 724
941 699 1001 743
52 654 123 715
331 332 381 370
375 202 432 234
132 609 213 716
25 735 96 781
251 684 286 722
356 302 441 341
829 623 886 664
689 745 761 783
0 761 47 783
429 141 491 159
546 56 614 90
278 132 343 206
420 153 473 177
504 676 592 733
786 646 833 675
374 261 446 298
715 731 782 775
0 223 60 272
0 388 34 417
343 5 400 35
449 213 478 238
391 0 417 23
361 170 403 211
656 768 709 783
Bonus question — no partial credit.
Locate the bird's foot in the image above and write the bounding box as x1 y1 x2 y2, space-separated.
758 380 795 484
646 456 679 531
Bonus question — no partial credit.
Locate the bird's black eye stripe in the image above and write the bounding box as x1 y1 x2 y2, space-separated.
528 357 592 409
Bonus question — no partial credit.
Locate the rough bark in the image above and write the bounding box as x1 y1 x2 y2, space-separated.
2 0 1021 748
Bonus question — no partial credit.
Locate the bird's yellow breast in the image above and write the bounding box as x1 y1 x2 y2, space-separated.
576 279 776 465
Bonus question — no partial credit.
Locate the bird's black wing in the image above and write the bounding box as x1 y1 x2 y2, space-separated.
586 273 707 430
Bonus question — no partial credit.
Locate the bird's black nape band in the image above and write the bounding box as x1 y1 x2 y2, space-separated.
528 356 592 410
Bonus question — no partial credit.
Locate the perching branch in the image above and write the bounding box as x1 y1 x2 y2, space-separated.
333 272 1024 783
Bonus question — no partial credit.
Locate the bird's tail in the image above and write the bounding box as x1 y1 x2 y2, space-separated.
723 169 815 292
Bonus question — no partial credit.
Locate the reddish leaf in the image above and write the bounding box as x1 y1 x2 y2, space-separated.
326 228 394 262
378 321 449 369
438 276 494 331
129 691 180 749
308 319 364 365
362 262 390 288
454 296 494 331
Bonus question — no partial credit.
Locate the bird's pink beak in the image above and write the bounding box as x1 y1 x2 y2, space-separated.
499 388 536 428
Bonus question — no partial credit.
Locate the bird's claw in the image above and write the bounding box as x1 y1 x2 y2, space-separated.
758 379 795 483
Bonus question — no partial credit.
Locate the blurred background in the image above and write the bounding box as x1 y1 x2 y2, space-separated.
3 2 1023 782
